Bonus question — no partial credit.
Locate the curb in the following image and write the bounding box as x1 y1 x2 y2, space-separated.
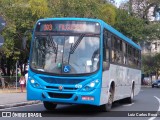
0 101 41 109
141 85 151 88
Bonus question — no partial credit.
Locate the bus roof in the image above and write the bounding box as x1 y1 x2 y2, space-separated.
37 17 141 50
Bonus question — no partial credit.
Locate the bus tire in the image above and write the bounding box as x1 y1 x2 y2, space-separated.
101 87 113 112
43 101 57 110
125 86 134 103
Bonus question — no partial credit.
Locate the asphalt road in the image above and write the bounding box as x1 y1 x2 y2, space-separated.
0 87 160 120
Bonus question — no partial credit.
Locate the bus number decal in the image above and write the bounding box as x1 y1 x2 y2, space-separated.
43 24 53 31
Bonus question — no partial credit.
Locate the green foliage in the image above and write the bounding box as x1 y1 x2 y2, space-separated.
142 53 160 79
48 0 99 17
0 0 49 75
114 9 145 42
143 23 160 41
29 0 49 18
142 55 155 75
0 0 117 76
99 4 117 25
48 0 116 25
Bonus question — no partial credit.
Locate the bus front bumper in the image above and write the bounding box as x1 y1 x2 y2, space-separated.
27 83 101 106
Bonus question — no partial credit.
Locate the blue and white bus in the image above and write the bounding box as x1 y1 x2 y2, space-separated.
27 18 141 111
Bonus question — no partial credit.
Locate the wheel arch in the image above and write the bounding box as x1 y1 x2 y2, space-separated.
132 81 135 91
109 81 115 100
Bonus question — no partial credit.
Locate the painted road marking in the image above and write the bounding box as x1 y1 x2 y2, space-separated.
148 96 160 120
123 103 134 106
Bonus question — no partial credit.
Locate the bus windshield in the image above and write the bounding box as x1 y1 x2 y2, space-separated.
31 34 100 75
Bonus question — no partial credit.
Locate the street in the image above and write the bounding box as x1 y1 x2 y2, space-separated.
0 87 160 120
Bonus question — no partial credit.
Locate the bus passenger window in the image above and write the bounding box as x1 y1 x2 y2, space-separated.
116 51 122 64
111 50 115 62
123 56 126 64
106 48 109 60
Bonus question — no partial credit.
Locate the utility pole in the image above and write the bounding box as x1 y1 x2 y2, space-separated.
16 61 18 92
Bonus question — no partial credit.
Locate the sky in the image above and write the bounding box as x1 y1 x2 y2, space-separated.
114 0 129 7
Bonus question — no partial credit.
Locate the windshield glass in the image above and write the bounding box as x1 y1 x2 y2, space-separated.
31 34 100 75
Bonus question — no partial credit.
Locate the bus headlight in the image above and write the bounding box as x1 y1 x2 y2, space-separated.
30 79 41 88
31 79 35 84
81 79 99 92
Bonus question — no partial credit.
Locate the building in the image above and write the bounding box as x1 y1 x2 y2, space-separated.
116 0 160 55
140 40 160 55
130 0 160 54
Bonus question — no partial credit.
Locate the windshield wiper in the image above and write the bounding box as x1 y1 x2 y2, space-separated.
48 34 57 53
67 34 85 64
69 34 85 54
47 34 59 62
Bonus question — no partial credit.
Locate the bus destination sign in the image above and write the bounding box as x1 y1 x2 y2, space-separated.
36 21 100 33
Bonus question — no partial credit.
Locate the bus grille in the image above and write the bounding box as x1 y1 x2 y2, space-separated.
39 76 84 85
46 86 77 91
48 92 73 99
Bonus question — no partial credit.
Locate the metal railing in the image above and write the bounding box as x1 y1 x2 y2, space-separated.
0 76 22 89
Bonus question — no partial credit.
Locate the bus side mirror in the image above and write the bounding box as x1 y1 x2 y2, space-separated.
103 61 109 71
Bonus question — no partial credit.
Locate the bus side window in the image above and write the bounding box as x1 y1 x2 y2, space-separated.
116 39 122 64
123 42 127 65
103 29 110 70
125 43 128 65
105 33 110 61
138 50 141 68
103 30 109 60
111 36 116 62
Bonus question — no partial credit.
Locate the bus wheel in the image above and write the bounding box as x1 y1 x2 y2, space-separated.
125 86 134 103
43 101 57 110
101 88 113 112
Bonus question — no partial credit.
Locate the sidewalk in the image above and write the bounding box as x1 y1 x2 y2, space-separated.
0 88 40 109
141 85 151 88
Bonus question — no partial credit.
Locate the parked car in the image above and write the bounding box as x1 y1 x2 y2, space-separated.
143 77 151 85
152 80 160 88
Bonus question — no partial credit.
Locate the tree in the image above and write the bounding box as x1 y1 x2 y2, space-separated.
114 9 145 42
143 23 160 41
48 0 117 25
99 4 117 25
142 54 155 83
29 0 50 18
0 0 49 76
154 53 160 79
0 0 119 76
124 0 160 21
142 53 160 80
